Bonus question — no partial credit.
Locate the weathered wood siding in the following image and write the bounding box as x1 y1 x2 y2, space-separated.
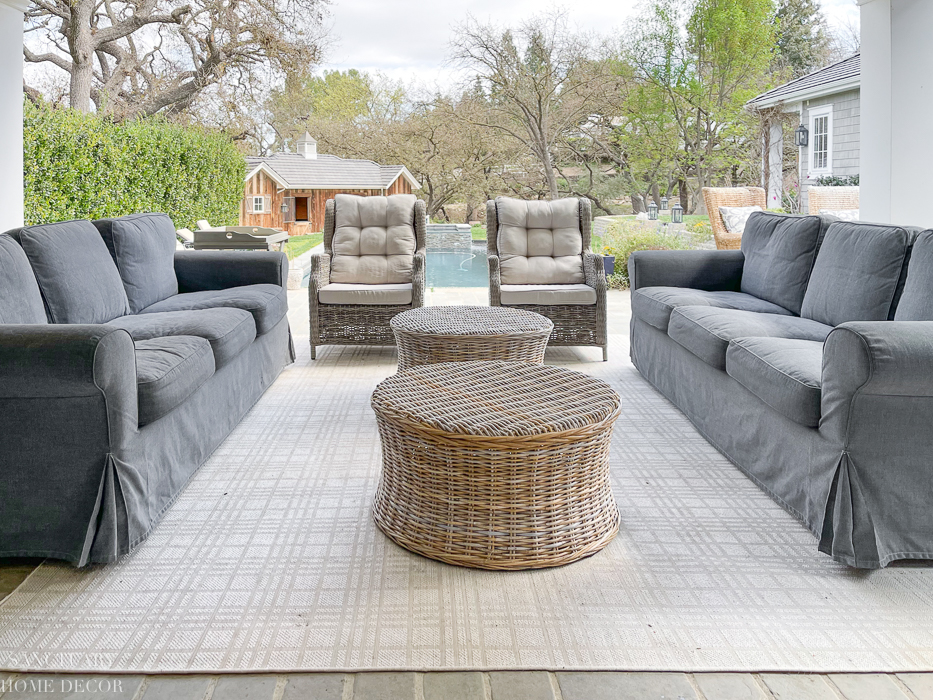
800 89 860 212
240 174 415 234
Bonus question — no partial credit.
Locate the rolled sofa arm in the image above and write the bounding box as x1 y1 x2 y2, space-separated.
174 250 289 293
628 249 745 291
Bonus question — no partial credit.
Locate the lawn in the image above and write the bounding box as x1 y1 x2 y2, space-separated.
285 233 323 260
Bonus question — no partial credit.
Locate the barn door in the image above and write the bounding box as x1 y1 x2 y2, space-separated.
282 196 296 223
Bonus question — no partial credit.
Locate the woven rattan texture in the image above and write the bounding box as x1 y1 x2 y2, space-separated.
391 306 553 370
702 187 766 250
371 361 621 569
807 186 860 215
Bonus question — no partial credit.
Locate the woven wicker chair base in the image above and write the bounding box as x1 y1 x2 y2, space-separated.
371 361 621 570
507 304 603 347
315 304 410 346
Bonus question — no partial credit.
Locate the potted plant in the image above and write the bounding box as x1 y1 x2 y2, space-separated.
602 247 615 276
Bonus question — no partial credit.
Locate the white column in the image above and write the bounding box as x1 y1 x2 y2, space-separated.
858 0 933 227
0 1 26 231
767 122 783 210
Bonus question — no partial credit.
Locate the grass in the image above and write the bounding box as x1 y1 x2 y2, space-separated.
285 233 323 260
471 224 486 240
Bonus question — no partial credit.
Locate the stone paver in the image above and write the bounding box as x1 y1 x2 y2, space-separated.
829 674 910 700
693 674 766 700
352 672 418 700
557 672 697 700
488 671 555 700
211 675 277 700
281 673 345 700
141 675 212 700
0 675 143 699
423 672 485 700
898 674 933 700
761 674 838 700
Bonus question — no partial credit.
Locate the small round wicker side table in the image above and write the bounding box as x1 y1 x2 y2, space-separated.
371 360 621 570
390 305 553 371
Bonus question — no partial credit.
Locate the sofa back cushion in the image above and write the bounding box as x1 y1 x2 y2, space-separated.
330 194 417 284
801 221 912 327
740 212 825 315
497 197 585 285
0 235 47 324
894 229 933 321
11 220 130 324
94 213 179 313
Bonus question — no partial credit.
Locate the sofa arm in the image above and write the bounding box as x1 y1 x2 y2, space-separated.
488 253 502 306
628 249 744 291
412 250 425 308
583 251 606 290
173 250 289 293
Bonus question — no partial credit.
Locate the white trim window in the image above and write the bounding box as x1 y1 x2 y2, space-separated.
252 195 266 214
808 105 833 177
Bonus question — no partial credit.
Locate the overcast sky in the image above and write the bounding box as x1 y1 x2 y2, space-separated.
322 0 861 90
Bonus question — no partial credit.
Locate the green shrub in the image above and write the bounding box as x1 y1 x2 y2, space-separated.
815 174 859 187
23 100 244 230
601 220 692 289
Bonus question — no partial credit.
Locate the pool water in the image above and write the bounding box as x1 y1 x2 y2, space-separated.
426 250 489 288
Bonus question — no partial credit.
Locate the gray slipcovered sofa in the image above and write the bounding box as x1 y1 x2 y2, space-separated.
0 213 294 566
630 211 933 568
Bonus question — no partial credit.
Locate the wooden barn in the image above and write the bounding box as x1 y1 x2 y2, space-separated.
240 133 420 235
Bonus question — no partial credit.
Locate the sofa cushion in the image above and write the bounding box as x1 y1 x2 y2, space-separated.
668 306 832 371
801 221 912 327
0 235 47 324
135 335 215 426
94 213 179 314
496 197 585 285
500 284 596 305
318 283 412 305
10 220 130 324
330 194 417 284
726 337 824 428
632 286 792 332
108 308 256 368
140 284 286 335
894 229 933 321
740 212 825 315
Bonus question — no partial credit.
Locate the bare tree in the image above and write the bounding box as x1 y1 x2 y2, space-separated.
24 0 327 119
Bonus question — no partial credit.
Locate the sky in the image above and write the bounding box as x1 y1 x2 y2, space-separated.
322 0 861 90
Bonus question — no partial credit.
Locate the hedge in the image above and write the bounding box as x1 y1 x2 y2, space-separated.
23 101 245 231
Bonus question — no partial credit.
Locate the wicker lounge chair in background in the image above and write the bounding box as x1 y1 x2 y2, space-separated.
808 186 860 215
309 193 426 359
702 186 767 250
487 196 607 361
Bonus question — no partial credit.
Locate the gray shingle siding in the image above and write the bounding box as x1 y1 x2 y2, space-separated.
799 88 860 212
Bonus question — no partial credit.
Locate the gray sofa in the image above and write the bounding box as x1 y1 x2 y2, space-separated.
0 213 294 566
629 211 933 569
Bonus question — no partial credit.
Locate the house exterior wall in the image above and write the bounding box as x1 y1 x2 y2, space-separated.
0 1 27 230
798 89 860 213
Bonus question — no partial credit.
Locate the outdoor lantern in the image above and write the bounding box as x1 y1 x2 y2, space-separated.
794 123 809 148
647 202 658 220
671 202 684 224
280 201 289 214
660 196 669 211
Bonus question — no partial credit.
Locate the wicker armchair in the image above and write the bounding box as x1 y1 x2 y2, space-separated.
487 196 607 361
808 186 859 215
309 194 426 359
702 187 766 250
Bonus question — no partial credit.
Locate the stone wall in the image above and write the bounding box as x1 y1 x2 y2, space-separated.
426 223 472 253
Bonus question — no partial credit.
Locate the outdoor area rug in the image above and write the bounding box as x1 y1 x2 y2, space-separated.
2 297 933 673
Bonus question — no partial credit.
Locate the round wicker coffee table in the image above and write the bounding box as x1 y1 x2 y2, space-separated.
371 360 621 570
390 305 553 371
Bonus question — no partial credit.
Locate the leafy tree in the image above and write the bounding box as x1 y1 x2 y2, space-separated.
774 0 832 77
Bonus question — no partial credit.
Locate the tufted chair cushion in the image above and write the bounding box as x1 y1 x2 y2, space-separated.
496 197 585 284
330 194 417 284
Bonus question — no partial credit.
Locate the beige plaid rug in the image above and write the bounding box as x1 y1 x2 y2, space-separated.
1 292 932 673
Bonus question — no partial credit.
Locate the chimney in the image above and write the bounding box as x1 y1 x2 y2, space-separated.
297 132 317 159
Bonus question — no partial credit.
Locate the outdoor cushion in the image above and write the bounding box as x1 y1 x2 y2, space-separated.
108 308 256 368
0 235 47 324
719 205 763 234
801 221 912 327
496 197 585 285
135 335 215 426
9 219 130 324
141 284 286 335
894 229 933 321
329 194 417 284
726 337 824 428
632 286 792 333
668 306 832 371
94 213 179 314
820 209 860 221
318 283 412 305
500 284 597 305
740 211 826 315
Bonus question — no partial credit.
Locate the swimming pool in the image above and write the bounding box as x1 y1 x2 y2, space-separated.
426 249 489 288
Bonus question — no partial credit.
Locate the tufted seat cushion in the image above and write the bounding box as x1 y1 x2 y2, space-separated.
329 194 417 284
496 197 585 285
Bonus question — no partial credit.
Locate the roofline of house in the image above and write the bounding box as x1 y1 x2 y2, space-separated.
244 161 423 191
244 162 289 189
748 75 861 110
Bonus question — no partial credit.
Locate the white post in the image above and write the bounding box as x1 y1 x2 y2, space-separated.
858 0 933 227
0 1 27 231
767 122 783 210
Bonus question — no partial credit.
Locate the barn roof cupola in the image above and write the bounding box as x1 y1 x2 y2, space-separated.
297 132 317 159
